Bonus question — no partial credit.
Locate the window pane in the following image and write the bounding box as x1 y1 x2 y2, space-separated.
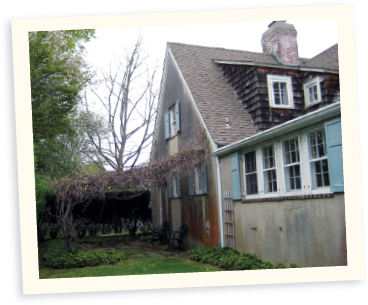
245 151 256 173
280 82 289 105
273 82 281 105
246 173 258 195
309 86 313 102
245 151 257 195
313 85 318 100
264 169 277 193
287 165 301 190
284 138 299 165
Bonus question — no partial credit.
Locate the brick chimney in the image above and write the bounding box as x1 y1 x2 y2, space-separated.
261 21 300 66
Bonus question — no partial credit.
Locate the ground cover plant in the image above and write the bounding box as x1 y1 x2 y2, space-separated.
43 239 125 269
39 257 223 279
189 247 299 270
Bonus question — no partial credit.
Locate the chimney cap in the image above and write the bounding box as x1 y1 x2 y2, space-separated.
268 20 287 28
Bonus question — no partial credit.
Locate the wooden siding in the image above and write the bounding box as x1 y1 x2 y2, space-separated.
218 64 340 131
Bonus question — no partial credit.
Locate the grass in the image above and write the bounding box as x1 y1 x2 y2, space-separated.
39 257 223 279
38 240 223 279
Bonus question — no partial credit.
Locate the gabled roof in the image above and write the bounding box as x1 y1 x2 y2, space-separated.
167 42 339 146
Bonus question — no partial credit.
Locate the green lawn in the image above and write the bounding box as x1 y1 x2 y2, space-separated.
39 257 223 279
38 241 224 279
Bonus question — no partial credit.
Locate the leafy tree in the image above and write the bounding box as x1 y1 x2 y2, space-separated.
29 30 95 178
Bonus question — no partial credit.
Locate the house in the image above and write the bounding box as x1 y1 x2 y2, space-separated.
150 21 346 267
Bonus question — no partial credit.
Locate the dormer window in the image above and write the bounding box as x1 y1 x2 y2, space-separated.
303 76 323 107
267 75 294 109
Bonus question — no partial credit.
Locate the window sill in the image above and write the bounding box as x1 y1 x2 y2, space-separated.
190 193 206 197
304 100 322 109
269 105 294 109
241 193 334 203
166 133 179 141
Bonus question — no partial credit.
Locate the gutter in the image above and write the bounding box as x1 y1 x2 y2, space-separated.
212 102 341 157
216 156 224 247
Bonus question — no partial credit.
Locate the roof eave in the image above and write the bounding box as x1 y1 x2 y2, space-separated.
212 102 341 157
212 59 339 74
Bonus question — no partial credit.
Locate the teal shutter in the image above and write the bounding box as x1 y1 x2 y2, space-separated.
168 179 173 198
188 171 194 196
175 100 181 132
230 153 242 200
177 173 182 197
164 110 170 140
201 164 208 194
325 118 344 192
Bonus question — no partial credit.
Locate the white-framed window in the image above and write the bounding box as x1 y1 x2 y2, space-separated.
267 75 294 108
303 76 323 107
239 124 339 199
164 100 181 140
169 105 177 137
189 164 208 196
283 137 302 192
262 145 278 193
194 168 203 195
308 130 330 189
168 173 181 198
244 151 258 195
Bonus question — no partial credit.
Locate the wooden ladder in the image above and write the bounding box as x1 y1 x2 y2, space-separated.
223 191 235 248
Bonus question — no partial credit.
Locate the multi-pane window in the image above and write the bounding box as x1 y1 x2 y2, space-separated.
169 106 177 137
273 82 289 106
267 75 294 108
164 100 181 140
194 167 203 195
283 138 301 191
303 77 322 107
309 131 330 188
308 84 318 103
189 164 207 195
263 145 277 193
169 173 181 198
244 151 258 195
172 177 178 197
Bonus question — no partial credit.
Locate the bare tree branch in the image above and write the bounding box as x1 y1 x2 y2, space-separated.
81 35 157 170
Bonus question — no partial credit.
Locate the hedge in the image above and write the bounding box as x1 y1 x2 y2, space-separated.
43 239 125 269
189 247 299 270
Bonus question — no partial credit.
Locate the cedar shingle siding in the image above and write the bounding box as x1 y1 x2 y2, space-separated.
168 42 339 142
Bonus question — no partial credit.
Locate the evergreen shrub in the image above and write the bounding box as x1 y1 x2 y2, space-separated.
43 239 125 269
189 247 299 270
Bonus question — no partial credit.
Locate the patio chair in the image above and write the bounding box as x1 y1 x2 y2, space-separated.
168 223 187 250
150 221 169 244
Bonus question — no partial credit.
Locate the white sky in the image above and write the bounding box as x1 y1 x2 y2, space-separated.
83 19 338 164
85 19 338 78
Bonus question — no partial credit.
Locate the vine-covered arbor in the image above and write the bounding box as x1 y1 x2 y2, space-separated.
51 145 205 253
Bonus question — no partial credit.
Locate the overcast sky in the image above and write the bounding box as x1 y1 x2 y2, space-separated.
85 19 338 78
82 19 338 164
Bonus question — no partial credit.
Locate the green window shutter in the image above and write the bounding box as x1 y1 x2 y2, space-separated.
325 118 344 192
175 100 181 132
230 152 242 200
188 171 194 196
164 110 170 140
168 179 173 198
177 173 182 197
201 164 208 194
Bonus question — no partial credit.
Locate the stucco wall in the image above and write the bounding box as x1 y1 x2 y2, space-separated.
219 153 347 267
234 194 347 267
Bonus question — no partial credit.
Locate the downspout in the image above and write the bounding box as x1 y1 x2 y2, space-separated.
216 156 224 247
